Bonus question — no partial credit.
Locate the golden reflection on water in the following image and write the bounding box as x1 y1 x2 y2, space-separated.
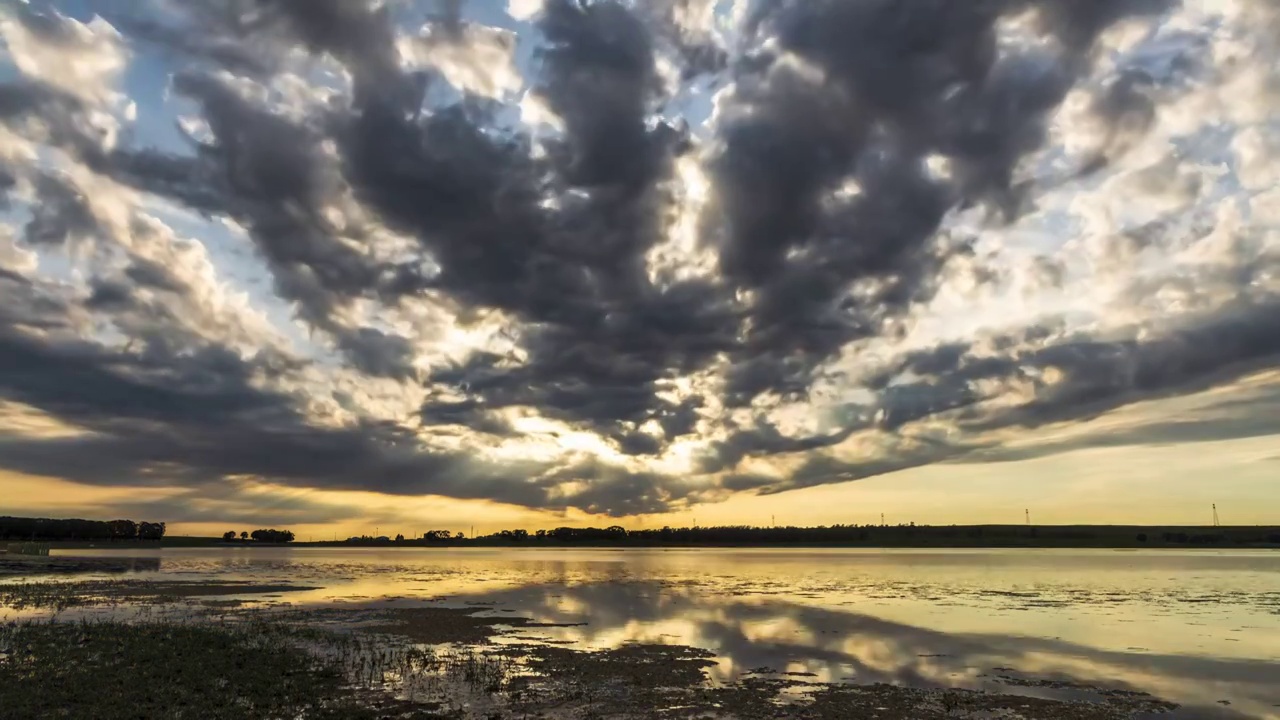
14 547 1280 719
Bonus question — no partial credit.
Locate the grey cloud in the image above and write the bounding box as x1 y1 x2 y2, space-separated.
334 327 419 381
704 0 1167 408
698 420 864 475
868 296 1280 436
124 258 188 294
1 0 1275 518
24 172 98 246
537 0 675 188
102 485 365 527
105 70 432 378
0 321 538 506
0 287 681 513
752 437 972 496
84 278 135 310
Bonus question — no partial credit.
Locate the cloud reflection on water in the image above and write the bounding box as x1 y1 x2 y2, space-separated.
30 547 1280 719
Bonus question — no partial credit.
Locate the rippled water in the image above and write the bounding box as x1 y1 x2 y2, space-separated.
18 547 1280 719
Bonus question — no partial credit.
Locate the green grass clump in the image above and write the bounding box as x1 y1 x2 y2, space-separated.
0 620 442 720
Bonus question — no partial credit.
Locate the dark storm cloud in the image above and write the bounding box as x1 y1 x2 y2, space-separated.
0 317 561 508
707 0 1181 409
3 0 1274 517
866 296 1280 435
698 421 864 475
536 0 674 187
84 278 134 310
102 70 429 379
281 0 734 448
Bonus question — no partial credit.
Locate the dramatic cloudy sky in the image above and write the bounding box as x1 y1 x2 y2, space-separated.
1 0 1277 535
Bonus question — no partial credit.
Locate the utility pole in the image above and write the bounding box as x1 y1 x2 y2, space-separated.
1213 504 1220 527
771 515 775 528
1026 509 1031 526
880 513 885 527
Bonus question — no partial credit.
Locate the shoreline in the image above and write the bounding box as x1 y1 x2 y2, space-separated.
0 576 1196 720
27 531 1280 552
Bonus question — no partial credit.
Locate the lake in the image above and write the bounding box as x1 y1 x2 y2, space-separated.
20 547 1280 719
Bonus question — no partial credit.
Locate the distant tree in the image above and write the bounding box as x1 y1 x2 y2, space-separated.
249 529 295 543
1136 533 1148 543
223 531 237 542
394 533 405 542
109 520 138 541
512 529 529 541
423 530 452 541
535 529 547 539
240 531 249 540
138 522 166 541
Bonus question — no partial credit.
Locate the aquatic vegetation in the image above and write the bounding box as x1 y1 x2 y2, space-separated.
1 543 49 557
0 580 317 611
0 619 441 719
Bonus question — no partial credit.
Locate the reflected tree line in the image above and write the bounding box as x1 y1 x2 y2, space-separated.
0 516 166 541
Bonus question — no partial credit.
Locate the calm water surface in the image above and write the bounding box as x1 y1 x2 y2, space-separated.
25 547 1280 718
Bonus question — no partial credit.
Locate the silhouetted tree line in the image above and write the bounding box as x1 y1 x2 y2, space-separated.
459 524 1280 547
338 530 466 545
0 516 165 541
222 529 295 543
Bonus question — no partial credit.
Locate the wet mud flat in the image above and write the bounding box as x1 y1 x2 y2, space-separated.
0 578 318 611
0 554 161 576
0 578 1188 720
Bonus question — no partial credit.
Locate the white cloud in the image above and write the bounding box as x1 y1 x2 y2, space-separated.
0 7 128 108
398 24 524 100
507 0 543 22
1232 126 1280 192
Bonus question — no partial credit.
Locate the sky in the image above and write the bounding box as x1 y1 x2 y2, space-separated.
0 0 1277 538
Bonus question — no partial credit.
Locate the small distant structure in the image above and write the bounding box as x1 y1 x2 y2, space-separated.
1213 504 1221 527
1026 509 1031 526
